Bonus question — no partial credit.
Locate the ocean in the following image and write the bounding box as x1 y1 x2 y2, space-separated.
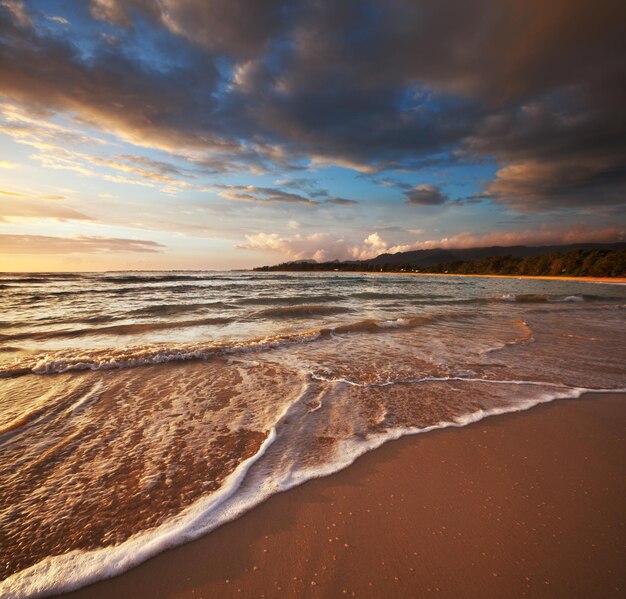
1 271 625 597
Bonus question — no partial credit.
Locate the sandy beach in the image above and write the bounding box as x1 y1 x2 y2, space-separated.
322 271 626 284
58 392 625 599
409 273 626 284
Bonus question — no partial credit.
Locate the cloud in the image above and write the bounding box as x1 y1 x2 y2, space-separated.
1 0 30 27
0 103 207 191
237 231 391 261
464 96 626 210
324 197 358 206
90 154 199 190
0 234 165 254
90 0 286 58
238 225 624 263
46 15 68 25
215 184 358 207
404 185 448 206
273 178 329 197
217 185 317 205
482 158 626 211
0 196 92 221
387 225 625 253
0 8 232 157
0 0 623 211
0 189 64 200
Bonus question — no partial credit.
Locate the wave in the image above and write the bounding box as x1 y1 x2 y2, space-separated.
2 380 623 598
0 332 323 377
253 304 353 318
391 294 622 307
351 291 414 300
0 277 53 284
7 284 211 299
344 293 618 308
331 313 466 335
0 274 87 285
101 275 218 284
129 302 232 317
6 278 263 300
481 319 534 354
99 273 296 285
495 293 612 303
309 372 560 389
236 294 343 306
20 303 235 328
0 317 233 342
0 312 477 378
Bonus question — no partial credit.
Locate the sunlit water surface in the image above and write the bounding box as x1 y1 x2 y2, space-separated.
1 271 625 597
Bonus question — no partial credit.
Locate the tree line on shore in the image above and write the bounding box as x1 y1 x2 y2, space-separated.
255 248 626 277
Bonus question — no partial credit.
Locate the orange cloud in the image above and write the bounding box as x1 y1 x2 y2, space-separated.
389 225 625 252
0 234 165 254
238 225 624 263
0 197 92 221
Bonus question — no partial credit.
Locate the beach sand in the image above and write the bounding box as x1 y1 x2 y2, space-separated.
334 271 626 284
59 392 625 599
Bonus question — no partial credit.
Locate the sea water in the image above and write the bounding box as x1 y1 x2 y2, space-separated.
1 271 625 597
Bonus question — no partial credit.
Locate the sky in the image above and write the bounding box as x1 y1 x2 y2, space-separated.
0 0 624 271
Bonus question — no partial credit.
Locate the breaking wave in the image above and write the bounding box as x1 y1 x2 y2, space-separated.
0 312 477 377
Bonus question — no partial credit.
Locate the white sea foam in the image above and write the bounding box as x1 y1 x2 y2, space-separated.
64 380 103 414
309 372 573 389
2 383 625 598
554 295 584 302
498 293 516 302
378 318 411 328
1 331 325 378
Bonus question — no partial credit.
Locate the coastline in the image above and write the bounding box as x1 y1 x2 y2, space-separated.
2 270 625 285
58 391 625 599
386 272 626 284
260 270 626 284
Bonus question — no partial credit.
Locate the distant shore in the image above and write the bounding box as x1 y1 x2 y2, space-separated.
257 269 626 284
61 391 626 599
411 272 626 283
394 272 626 284
255 245 626 280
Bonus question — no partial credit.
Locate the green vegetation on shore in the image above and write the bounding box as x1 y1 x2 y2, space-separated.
255 248 626 277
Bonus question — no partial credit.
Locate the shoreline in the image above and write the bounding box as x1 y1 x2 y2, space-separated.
256 270 626 284
58 391 625 598
1 270 624 284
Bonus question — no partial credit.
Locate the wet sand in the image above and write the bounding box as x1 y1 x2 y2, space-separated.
60 392 625 599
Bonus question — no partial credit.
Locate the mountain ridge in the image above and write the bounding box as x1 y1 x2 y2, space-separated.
366 242 626 267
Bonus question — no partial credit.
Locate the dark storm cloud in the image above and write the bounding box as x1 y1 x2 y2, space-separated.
463 87 626 210
89 0 287 58
0 2 240 156
1 0 625 211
